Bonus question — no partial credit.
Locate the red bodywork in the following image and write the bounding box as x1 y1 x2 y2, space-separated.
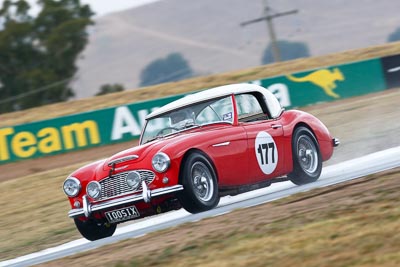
66 105 335 222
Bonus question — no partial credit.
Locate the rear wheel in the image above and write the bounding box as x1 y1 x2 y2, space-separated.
74 218 116 241
178 152 220 213
288 127 322 185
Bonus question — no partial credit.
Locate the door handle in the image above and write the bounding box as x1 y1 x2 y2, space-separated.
271 124 282 129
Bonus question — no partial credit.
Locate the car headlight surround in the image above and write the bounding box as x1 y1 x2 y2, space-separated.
152 152 170 173
126 171 141 189
87 181 102 199
63 177 81 197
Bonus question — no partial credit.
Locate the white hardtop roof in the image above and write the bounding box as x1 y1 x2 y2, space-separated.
147 83 276 119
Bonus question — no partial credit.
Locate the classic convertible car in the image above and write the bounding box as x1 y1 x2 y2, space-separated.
63 83 339 240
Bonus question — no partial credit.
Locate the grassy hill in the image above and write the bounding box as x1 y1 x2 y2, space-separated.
74 0 400 98
1 41 400 129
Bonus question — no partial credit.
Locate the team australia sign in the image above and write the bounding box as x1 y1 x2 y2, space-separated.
0 56 390 164
0 95 182 164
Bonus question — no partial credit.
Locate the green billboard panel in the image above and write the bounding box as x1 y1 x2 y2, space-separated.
253 58 385 108
0 57 389 165
0 94 183 164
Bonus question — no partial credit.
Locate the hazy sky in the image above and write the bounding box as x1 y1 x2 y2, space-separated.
0 0 161 16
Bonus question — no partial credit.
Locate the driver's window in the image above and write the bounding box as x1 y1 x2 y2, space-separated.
236 94 266 122
196 96 234 124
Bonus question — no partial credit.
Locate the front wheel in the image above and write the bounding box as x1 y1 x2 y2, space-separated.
288 127 322 185
74 218 116 241
178 152 220 213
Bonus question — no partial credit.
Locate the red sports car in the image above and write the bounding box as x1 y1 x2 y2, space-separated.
63 83 339 240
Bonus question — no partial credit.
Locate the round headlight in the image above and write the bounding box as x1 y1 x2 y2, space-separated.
126 171 141 189
152 152 170 173
63 177 81 197
87 181 101 199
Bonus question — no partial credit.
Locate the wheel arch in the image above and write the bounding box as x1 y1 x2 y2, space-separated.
291 122 319 145
179 148 219 183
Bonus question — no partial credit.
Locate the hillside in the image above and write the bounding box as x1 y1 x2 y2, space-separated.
0 41 399 129
72 0 400 98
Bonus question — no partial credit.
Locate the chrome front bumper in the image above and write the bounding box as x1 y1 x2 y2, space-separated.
68 182 184 219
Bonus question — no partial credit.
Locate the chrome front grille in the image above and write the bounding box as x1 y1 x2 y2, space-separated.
98 170 155 200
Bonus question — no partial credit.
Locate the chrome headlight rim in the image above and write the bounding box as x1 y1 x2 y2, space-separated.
126 171 142 189
152 152 170 173
63 177 81 197
87 181 102 199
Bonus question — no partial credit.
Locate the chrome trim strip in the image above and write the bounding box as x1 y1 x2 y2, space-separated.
68 184 184 218
271 124 283 129
108 155 139 166
212 141 230 147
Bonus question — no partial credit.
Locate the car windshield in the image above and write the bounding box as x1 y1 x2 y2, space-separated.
141 95 234 144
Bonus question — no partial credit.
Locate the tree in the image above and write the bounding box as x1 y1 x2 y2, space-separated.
261 40 310 64
0 0 94 113
387 27 400 42
95 83 124 96
139 52 194 87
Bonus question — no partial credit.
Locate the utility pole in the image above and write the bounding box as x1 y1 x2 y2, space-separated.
241 0 298 62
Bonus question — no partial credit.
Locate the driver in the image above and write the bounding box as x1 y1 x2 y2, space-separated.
170 109 195 129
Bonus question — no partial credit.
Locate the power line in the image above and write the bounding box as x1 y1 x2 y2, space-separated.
240 0 298 62
0 77 73 105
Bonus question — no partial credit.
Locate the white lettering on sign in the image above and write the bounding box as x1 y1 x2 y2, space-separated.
255 131 278 175
111 106 160 141
267 83 291 108
111 106 142 140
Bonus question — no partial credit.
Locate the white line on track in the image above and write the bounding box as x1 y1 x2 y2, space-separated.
2 146 400 267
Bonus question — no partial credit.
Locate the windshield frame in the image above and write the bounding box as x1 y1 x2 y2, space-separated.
139 95 235 145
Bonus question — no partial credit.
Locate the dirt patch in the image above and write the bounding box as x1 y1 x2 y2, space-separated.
39 168 400 267
0 142 135 182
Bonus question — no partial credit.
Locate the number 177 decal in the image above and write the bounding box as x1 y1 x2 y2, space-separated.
257 142 275 165
255 131 278 175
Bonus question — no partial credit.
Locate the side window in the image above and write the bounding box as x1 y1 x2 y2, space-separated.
196 96 234 124
236 94 267 122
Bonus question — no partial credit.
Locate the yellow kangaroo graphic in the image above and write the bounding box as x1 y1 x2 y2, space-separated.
286 68 344 98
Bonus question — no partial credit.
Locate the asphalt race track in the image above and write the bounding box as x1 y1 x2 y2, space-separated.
2 146 400 267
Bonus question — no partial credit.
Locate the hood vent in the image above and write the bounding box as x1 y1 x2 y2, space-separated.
108 155 139 167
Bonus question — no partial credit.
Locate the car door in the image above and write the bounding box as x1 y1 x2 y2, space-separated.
235 93 286 183
241 120 285 183
195 95 250 187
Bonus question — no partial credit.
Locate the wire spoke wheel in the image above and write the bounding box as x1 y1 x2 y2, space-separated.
191 162 214 202
297 135 318 174
178 152 219 213
288 127 322 185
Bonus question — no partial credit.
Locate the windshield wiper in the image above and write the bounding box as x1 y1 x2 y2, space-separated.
144 136 162 144
183 121 200 129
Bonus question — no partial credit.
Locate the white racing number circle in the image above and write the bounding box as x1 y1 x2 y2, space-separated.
255 131 278 175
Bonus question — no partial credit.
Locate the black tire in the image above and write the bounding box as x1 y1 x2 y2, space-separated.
288 127 322 185
74 218 116 241
177 152 220 213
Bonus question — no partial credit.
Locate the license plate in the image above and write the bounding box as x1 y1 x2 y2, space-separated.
105 206 140 223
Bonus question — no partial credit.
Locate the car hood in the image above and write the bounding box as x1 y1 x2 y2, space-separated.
103 125 228 170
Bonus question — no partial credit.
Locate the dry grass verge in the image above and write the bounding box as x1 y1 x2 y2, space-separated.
0 163 86 260
39 168 400 267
